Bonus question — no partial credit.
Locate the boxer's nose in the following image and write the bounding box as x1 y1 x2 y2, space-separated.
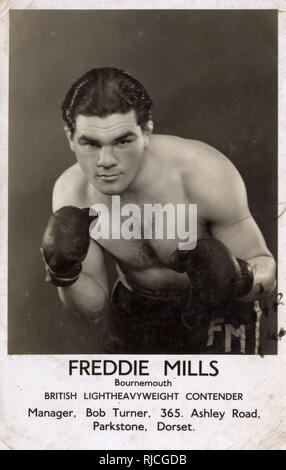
97 145 117 168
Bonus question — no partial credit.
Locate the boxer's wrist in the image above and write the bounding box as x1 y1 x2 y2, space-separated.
47 265 82 287
40 248 82 287
236 258 254 297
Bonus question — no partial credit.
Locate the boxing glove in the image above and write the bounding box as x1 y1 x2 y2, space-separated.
41 206 97 287
170 238 254 308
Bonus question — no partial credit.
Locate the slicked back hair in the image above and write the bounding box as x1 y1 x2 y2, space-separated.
62 67 153 136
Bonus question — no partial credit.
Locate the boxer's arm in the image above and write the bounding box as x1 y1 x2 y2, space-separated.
190 144 276 301
57 240 109 320
212 216 276 301
52 173 109 319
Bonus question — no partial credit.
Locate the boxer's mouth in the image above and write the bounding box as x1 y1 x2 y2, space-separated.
98 173 121 181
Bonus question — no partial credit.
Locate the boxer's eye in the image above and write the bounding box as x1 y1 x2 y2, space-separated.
79 138 102 149
117 138 134 148
86 142 101 149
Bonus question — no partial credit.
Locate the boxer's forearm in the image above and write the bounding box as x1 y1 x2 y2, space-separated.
239 255 276 302
57 272 108 319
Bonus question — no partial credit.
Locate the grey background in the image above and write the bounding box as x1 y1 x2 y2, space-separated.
9 10 277 354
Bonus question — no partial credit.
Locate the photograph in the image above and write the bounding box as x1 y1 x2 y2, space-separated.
8 9 278 355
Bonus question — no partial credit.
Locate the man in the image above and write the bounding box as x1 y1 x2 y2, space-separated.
41 67 276 354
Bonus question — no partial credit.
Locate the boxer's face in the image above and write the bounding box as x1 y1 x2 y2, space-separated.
66 110 153 195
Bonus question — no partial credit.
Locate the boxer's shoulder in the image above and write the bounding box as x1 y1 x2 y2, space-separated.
179 139 240 182
179 140 246 205
152 135 243 189
151 135 236 176
52 163 102 211
187 143 248 224
152 136 248 221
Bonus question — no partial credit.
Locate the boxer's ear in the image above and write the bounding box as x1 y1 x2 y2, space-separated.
143 120 154 136
64 126 75 152
142 120 153 148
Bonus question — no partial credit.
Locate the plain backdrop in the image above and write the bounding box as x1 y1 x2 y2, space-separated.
9 10 277 354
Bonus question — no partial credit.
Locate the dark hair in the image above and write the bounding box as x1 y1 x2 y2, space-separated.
62 67 153 136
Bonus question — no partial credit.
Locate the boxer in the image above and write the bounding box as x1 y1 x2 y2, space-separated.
41 67 276 353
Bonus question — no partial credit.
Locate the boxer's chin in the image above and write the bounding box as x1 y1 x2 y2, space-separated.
93 178 126 196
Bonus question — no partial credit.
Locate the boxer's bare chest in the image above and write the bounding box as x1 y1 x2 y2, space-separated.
88 189 209 270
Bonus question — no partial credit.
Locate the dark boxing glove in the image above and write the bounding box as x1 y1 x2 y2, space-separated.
41 206 97 287
171 238 254 308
